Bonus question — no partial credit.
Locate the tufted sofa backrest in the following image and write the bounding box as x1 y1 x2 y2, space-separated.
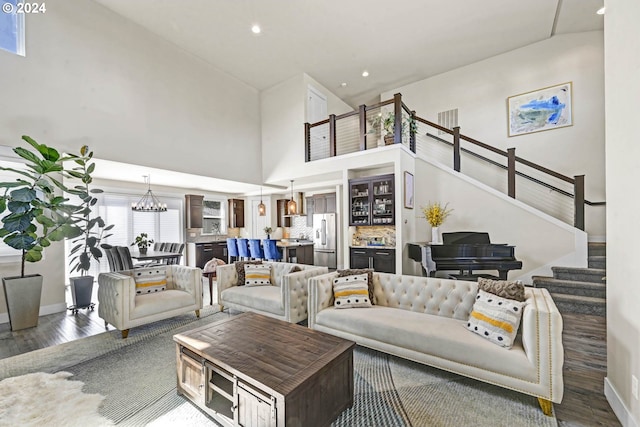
373 273 479 321
267 262 319 287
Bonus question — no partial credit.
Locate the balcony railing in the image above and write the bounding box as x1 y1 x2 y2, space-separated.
304 93 604 231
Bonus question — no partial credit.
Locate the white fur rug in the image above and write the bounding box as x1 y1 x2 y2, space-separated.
0 371 113 427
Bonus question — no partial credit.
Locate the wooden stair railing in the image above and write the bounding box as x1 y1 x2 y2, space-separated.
304 93 603 231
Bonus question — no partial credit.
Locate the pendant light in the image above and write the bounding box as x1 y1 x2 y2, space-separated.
131 175 167 212
287 180 297 215
258 186 266 216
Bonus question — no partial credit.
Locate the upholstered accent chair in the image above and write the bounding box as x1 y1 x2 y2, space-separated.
98 264 203 338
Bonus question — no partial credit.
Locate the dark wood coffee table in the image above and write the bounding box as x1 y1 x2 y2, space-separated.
174 312 355 427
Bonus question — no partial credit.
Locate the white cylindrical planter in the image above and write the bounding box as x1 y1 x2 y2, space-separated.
431 227 441 244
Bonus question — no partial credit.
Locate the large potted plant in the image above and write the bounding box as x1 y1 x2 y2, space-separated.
0 136 81 330
65 145 113 313
368 112 418 145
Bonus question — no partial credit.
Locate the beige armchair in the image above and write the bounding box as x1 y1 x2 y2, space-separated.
216 261 328 323
98 265 203 338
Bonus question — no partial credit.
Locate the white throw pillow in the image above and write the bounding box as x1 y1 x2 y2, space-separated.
467 289 525 348
244 264 272 286
133 267 167 294
332 274 372 309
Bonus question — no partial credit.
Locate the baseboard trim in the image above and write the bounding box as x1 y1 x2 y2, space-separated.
0 302 67 325
605 376 639 427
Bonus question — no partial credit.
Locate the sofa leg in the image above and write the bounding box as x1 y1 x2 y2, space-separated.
121 329 129 339
537 398 553 416
219 304 224 312
195 310 200 318
104 320 108 329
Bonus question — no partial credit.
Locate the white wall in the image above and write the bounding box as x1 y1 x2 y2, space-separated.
261 73 353 184
0 0 262 185
412 158 587 283
604 0 640 425
383 32 605 238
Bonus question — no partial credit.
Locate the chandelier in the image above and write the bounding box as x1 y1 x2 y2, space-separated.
131 175 167 212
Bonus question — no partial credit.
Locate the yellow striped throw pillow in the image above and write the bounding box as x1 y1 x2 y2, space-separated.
133 267 167 295
332 274 372 309
467 289 525 348
244 264 272 286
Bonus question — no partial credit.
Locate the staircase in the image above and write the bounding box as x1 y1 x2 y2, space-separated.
532 242 606 316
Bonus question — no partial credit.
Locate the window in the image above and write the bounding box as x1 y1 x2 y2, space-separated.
0 158 27 261
0 0 25 56
64 192 184 278
202 199 226 235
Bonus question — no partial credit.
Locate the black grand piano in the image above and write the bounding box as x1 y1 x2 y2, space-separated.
407 231 522 280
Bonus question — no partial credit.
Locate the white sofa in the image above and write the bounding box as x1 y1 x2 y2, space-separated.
308 271 564 415
98 265 203 338
216 261 328 323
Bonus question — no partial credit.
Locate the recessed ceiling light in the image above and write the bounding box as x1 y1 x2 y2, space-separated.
596 7 605 15
362 70 369 77
251 24 261 34
340 82 347 87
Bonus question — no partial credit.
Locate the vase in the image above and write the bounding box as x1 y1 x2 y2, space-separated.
431 227 441 244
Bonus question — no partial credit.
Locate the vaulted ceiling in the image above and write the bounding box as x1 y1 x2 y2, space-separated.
94 0 604 107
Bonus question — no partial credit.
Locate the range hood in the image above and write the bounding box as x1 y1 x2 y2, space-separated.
284 192 306 217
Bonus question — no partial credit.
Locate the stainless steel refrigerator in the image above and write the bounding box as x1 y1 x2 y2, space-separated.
313 213 337 269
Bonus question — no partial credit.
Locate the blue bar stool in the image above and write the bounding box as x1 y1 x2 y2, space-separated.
262 239 283 262
237 238 250 261
226 238 239 263
248 239 264 260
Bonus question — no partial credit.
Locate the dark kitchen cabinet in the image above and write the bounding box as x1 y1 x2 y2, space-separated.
349 174 394 226
195 242 228 268
228 199 244 228
276 199 291 227
185 194 204 229
349 247 396 273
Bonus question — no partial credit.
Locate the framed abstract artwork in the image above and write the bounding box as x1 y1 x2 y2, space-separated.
404 171 414 209
507 82 573 137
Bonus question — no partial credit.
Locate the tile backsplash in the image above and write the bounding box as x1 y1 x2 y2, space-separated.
354 226 396 247
289 216 313 240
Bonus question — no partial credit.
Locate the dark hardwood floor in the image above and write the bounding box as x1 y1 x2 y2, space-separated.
0 286 620 426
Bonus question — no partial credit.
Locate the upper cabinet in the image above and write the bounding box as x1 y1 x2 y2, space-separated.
228 199 245 228
185 194 204 229
306 193 336 226
349 174 395 226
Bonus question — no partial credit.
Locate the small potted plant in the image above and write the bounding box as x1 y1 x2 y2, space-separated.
368 112 419 145
263 226 273 239
131 233 154 254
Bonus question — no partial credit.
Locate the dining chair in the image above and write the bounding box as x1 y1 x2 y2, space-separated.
226 238 239 264
153 242 163 251
105 247 123 272
116 246 136 270
236 238 250 261
166 243 185 265
248 239 264 260
262 239 283 262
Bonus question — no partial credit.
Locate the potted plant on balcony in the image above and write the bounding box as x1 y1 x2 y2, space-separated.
65 145 114 314
131 233 153 254
0 136 82 330
368 112 419 145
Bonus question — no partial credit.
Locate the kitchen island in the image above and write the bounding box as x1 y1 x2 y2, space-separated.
277 240 314 265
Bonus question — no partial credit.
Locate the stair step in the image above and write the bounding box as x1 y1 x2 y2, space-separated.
532 276 606 299
550 293 606 316
552 266 606 283
588 255 606 269
588 242 606 257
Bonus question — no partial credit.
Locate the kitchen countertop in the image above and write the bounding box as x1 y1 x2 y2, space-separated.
277 240 314 247
350 245 396 250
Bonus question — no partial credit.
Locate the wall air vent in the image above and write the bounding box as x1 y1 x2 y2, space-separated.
438 108 458 135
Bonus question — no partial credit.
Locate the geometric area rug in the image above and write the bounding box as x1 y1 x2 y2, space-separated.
0 309 557 427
